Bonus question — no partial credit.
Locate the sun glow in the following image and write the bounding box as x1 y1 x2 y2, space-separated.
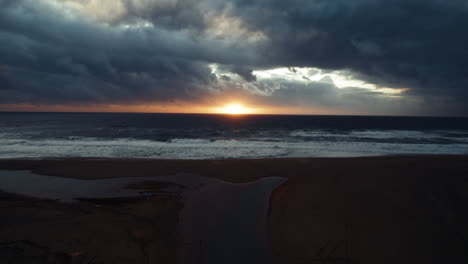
217 103 252 115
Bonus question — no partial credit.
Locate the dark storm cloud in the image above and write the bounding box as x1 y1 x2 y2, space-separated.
0 0 261 104
230 0 468 111
61 0 213 30
216 64 257 82
1 0 468 115
231 67 257 82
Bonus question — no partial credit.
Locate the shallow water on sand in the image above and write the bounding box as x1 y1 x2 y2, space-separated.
0 170 177 202
0 170 286 263
177 177 287 264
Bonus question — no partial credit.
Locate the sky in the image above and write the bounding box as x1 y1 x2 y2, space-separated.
0 0 467 116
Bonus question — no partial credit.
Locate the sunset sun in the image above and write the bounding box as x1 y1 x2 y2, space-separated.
217 103 251 115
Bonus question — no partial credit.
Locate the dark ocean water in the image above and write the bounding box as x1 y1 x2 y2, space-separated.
1 112 467 158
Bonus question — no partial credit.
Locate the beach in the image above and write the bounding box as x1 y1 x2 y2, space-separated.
3 0 468 263
1 155 468 263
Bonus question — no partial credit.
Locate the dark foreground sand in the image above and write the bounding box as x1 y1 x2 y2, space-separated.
0 155 468 263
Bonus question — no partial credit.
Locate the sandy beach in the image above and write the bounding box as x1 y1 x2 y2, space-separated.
1 155 468 263
4 0 468 262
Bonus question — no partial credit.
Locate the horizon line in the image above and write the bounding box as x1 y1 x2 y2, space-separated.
0 110 466 118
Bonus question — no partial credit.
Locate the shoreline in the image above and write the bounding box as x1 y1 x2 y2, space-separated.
1 154 467 180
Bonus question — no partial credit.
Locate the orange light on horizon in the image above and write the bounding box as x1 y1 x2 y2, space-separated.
0 101 346 115
216 102 253 115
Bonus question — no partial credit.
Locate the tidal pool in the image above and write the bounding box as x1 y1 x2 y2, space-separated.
0 170 192 202
0 170 287 264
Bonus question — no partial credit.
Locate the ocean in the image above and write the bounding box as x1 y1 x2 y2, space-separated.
1 112 467 159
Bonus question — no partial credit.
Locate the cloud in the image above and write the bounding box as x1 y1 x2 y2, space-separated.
231 1 468 105
0 0 262 105
0 0 467 115
230 66 257 82
351 39 384 57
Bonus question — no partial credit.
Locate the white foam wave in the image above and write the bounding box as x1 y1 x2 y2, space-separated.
0 136 467 159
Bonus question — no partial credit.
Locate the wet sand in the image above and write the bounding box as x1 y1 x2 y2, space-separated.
1 155 468 263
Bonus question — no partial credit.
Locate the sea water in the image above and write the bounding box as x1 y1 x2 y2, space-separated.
1 112 467 159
